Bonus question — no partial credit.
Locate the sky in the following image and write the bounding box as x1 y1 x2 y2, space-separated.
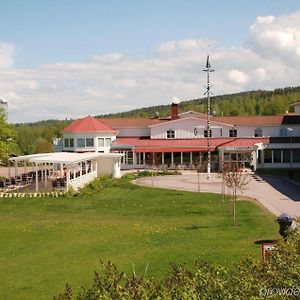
0 0 300 123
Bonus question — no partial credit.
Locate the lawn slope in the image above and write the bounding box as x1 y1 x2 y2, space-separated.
0 179 278 299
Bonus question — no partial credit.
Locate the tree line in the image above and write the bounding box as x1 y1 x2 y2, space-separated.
98 86 300 118
1 86 300 161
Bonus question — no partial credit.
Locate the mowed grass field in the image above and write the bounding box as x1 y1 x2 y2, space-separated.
0 179 278 299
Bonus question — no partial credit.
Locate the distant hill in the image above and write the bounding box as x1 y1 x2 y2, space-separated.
97 86 300 119
13 86 300 155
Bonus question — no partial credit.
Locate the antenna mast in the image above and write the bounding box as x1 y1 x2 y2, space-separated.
203 54 214 179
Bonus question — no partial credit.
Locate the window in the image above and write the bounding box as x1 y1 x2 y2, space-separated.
204 129 212 138
77 138 85 148
167 129 175 139
273 149 281 163
231 153 237 161
64 138 69 147
258 150 262 164
293 149 300 163
280 127 293 137
264 149 272 163
254 128 263 137
69 138 74 147
224 153 230 161
98 138 104 147
105 138 111 147
86 138 94 147
283 149 291 163
229 129 237 137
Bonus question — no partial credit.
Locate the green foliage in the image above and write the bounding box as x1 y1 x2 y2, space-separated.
35 137 53 153
134 169 181 178
78 175 136 196
15 119 71 154
97 86 300 118
55 225 300 299
78 172 180 196
0 109 19 164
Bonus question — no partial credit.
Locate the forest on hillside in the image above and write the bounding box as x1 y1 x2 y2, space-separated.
99 86 300 118
12 86 300 155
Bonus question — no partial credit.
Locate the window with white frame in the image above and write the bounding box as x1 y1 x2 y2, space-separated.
105 138 111 147
229 129 237 137
167 129 175 139
77 138 85 148
69 138 74 147
64 138 69 147
86 138 94 147
254 128 263 137
98 138 104 147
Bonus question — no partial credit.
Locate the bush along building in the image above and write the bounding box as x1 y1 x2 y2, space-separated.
54 101 300 172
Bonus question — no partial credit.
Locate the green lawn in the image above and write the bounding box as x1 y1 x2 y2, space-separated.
0 179 278 300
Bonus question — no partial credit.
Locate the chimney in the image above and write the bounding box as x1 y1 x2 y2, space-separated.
171 97 180 120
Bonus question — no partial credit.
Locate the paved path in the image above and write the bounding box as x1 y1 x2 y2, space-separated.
135 172 300 217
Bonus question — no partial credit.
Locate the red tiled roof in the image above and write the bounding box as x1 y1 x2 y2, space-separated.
218 137 269 147
212 115 283 126
63 116 116 133
113 137 269 152
113 137 230 152
135 147 207 153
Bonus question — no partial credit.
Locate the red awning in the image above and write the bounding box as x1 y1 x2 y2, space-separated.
135 147 209 153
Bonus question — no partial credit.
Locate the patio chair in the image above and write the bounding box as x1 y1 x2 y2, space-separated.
26 174 33 184
22 174 27 183
52 180 58 188
0 181 5 189
59 178 66 188
15 176 22 186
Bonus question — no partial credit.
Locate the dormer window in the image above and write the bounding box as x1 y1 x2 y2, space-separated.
167 129 175 139
254 128 263 137
229 129 237 137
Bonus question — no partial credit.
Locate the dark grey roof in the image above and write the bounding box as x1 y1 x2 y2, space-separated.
281 115 300 125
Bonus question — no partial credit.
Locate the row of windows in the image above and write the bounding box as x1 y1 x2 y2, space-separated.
64 138 112 148
261 149 300 164
166 128 264 139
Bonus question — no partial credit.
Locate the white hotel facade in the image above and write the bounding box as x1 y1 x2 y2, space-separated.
55 101 300 172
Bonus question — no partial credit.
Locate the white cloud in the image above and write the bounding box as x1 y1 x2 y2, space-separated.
2 10 300 123
248 10 300 65
228 69 249 85
0 43 15 69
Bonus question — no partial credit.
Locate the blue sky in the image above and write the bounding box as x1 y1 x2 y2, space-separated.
0 0 300 122
1 0 299 67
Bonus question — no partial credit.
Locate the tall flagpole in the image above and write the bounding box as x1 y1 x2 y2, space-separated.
203 54 214 179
